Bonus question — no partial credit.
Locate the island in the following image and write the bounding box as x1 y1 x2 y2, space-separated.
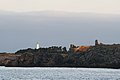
0 40 120 69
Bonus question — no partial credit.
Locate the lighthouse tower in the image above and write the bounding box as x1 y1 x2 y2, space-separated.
36 42 40 49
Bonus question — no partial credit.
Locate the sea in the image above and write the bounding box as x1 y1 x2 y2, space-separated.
0 67 120 80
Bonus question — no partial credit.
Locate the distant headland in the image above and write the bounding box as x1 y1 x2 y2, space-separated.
0 40 120 69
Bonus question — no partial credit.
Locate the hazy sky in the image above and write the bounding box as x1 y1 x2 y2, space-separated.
0 11 120 52
0 0 120 52
0 0 120 13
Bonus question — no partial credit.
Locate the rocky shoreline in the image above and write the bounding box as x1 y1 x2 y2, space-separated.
1 40 120 69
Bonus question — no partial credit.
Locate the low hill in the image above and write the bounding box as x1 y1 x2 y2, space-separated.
1 44 120 68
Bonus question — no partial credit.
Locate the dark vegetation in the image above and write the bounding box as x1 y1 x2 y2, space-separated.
1 40 120 68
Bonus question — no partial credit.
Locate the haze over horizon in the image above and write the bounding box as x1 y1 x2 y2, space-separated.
0 0 120 52
0 11 120 52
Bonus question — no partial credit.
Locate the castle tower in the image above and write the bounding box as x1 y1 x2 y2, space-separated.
36 42 40 49
95 40 99 46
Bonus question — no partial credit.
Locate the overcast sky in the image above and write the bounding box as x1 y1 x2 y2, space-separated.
0 0 120 14
0 0 120 52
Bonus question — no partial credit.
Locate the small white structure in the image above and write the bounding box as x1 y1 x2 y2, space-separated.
36 42 40 49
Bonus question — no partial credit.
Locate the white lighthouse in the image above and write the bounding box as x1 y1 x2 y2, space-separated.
36 42 40 49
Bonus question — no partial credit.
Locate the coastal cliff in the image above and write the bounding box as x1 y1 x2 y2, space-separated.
67 44 120 68
1 41 120 68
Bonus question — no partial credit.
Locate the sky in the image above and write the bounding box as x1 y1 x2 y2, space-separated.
0 0 120 52
0 11 120 52
0 0 120 14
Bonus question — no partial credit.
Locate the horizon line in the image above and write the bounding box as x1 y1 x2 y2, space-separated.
0 10 120 15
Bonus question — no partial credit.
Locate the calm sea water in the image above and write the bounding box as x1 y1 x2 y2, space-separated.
0 67 120 80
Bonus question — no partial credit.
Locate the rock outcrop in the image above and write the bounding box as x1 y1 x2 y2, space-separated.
66 44 120 68
1 43 120 68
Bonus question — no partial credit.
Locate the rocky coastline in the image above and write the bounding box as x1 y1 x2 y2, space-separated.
1 40 120 69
